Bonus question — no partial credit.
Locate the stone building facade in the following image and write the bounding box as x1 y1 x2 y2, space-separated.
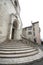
22 22 41 44
0 0 22 43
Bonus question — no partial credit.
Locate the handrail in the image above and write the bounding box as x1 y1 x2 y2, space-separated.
22 36 38 48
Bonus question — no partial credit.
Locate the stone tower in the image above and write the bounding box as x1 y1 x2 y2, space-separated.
0 0 22 43
32 21 41 44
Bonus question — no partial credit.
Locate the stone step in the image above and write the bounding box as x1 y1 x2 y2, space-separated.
0 47 33 49
0 47 34 50
0 52 41 65
0 45 33 48
0 49 37 54
0 50 38 58
0 45 32 47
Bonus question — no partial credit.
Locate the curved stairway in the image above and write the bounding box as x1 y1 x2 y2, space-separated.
0 47 38 58
0 39 41 64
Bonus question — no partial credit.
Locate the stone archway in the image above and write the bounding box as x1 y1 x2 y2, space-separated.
11 20 18 39
9 14 22 40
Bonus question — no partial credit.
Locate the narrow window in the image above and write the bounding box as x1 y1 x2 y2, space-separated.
14 0 17 6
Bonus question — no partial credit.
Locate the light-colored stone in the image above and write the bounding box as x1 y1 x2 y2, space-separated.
0 48 42 64
0 0 22 43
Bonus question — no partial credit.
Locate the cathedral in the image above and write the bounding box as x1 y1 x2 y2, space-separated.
0 0 22 43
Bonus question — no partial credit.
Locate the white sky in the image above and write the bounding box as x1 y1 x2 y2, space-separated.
19 0 43 40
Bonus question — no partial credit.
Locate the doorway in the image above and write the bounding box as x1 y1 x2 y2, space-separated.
11 20 18 39
11 28 14 39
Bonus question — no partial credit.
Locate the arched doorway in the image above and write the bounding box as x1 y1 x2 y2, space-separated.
11 20 18 39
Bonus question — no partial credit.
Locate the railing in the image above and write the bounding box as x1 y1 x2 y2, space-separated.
22 36 38 48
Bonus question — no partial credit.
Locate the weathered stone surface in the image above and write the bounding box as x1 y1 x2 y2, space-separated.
0 0 22 43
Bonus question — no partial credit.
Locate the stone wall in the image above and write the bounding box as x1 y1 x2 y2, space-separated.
0 2 10 43
0 0 22 43
22 22 41 45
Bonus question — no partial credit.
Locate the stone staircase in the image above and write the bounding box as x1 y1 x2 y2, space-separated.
0 47 38 58
0 39 41 64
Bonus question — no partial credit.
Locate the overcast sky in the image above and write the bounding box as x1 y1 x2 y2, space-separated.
19 0 43 40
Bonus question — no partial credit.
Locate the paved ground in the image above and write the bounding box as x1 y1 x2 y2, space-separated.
18 58 43 65
0 58 43 65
